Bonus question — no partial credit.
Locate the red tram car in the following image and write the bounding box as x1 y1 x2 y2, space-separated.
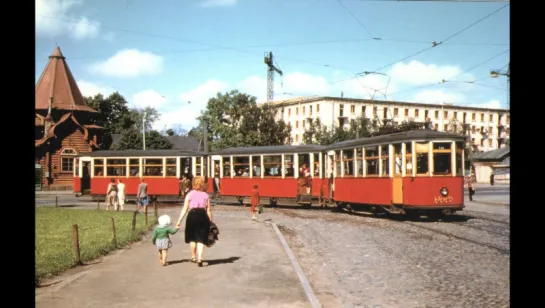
207 145 328 206
326 130 466 217
73 150 206 202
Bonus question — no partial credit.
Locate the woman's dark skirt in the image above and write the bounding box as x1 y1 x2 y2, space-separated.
185 208 211 244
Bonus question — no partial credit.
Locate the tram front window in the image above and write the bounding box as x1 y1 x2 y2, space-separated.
433 142 452 175
416 142 429 175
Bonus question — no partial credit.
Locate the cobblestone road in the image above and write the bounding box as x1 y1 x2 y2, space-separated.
216 205 509 308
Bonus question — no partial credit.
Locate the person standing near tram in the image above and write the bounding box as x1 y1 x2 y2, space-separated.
117 179 126 211
106 178 119 211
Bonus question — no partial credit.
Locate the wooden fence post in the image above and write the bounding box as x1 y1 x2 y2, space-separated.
132 211 137 232
145 205 148 226
55 196 58 207
72 224 81 265
110 217 117 247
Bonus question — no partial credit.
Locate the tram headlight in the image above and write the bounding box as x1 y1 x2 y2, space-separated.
440 187 449 197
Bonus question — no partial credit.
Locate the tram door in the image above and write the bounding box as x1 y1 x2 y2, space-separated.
392 144 403 204
327 151 335 200
211 156 221 196
81 162 91 193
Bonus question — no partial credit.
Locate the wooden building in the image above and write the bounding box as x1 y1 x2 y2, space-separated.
471 146 510 184
35 47 103 191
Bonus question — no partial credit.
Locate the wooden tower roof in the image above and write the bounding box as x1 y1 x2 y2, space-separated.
35 46 97 113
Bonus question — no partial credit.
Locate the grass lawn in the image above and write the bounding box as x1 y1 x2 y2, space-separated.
36 207 156 281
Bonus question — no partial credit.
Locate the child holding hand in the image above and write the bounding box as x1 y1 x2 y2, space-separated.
152 215 179 266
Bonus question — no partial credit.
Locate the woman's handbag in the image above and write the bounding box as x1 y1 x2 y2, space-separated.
258 205 264 214
207 222 220 247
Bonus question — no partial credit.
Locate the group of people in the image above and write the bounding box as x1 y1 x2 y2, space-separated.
106 178 149 212
152 176 216 267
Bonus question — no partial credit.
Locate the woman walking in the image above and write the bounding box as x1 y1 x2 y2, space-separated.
175 177 212 267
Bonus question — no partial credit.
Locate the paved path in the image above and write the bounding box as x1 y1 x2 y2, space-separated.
36 209 310 308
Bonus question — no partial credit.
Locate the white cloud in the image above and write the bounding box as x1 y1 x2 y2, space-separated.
132 90 168 109
390 60 473 85
77 80 115 97
413 89 466 105
89 49 164 78
36 0 104 40
199 0 237 7
479 99 502 109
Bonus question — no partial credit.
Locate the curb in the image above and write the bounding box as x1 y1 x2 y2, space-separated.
271 223 322 308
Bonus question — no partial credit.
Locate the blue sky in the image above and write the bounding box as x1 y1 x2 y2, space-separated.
36 0 510 131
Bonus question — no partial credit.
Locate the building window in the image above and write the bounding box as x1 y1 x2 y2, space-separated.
296 107 299 116
472 126 476 133
340 104 344 117
303 106 306 115
316 104 320 112
489 114 493 122
350 105 355 114
362 106 366 115
488 139 493 147
394 108 399 116
480 139 484 146
415 109 419 117
444 111 448 118
373 107 378 115
295 135 299 142
506 127 510 134
295 121 299 129
443 124 448 131
435 110 439 118
309 105 313 116
302 120 306 127
454 112 458 119
404 109 409 116
383 108 388 119
506 115 510 124
481 113 484 122
424 110 429 119
60 148 77 172
288 108 291 117
434 123 438 131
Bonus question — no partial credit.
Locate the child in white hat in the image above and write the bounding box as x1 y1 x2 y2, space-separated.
152 215 179 266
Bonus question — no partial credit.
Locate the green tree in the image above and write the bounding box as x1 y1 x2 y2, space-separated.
194 90 292 151
303 116 378 145
117 128 173 150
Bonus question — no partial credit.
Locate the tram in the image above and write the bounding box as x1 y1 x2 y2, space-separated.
208 145 328 206
326 130 466 217
73 150 207 202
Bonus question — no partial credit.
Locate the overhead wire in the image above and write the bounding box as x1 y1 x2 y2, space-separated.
336 0 375 38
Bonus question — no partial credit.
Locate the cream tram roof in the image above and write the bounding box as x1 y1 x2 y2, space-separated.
77 149 206 158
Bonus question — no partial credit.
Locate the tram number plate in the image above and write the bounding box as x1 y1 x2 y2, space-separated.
434 196 454 204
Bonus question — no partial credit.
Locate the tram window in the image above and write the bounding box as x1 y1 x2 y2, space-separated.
129 159 139 176
334 151 342 177
195 157 202 176
455 142 464 176
234 156 250 177
365 147 379 176
380 146 389 176
405 142 413 175
143 158 163 176
263 155 282 177
106 159 127 177
166 158 176 176
94 159 104 176
180 158 191 176
433 142 452 175
298 153 310 176
415 142 429 175
356 149 363 176
342 150 354 176
284 154 294 177
222 156 231 177
252 156 262 176
394 144 402 175
313 153 320 176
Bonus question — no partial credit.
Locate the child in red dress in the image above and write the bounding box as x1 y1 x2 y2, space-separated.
250 184 260 220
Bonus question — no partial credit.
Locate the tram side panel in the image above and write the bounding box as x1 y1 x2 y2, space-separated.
73 177 81 193
333 178 393 205
90 177 180 197
402 176 464 209
220 178 299 198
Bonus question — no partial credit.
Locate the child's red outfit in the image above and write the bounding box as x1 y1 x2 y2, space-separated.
250 188 260 219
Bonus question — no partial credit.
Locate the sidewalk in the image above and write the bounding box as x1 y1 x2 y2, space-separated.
36 209 311 308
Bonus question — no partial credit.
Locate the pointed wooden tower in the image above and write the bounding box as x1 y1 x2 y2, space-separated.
35 46 103 191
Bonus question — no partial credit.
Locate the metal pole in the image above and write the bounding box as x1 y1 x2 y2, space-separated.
142 111 146 150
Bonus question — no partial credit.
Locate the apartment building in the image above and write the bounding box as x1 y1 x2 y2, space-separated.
269 96 510 152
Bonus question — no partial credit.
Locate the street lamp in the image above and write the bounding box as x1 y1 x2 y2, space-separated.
490 63 510 109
